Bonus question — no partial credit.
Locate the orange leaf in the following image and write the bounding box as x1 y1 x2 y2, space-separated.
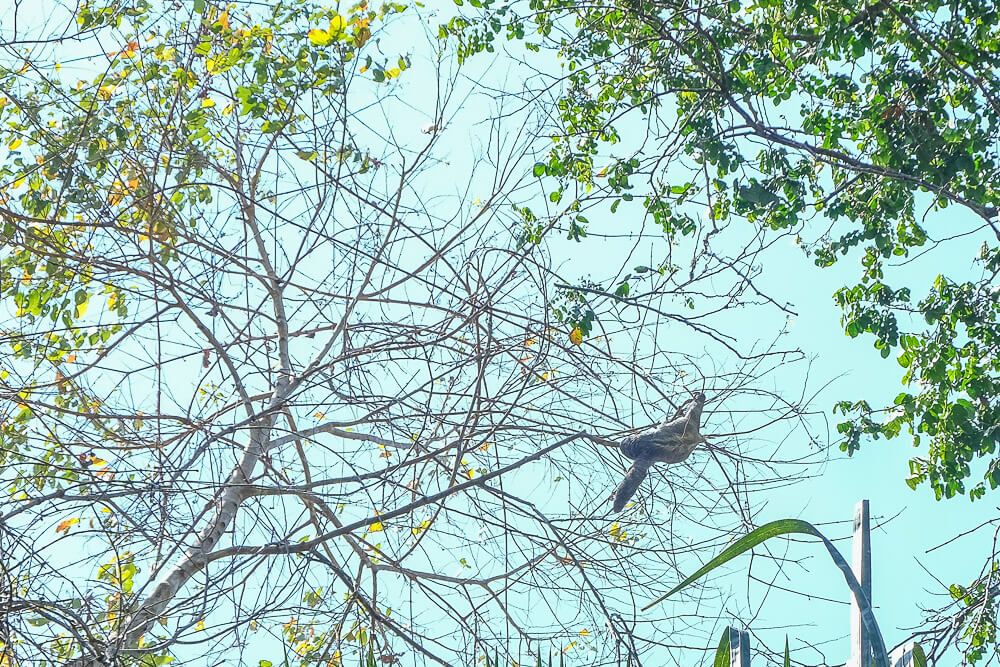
56 518 80 534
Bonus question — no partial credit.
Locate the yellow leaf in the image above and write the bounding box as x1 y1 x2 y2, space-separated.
411 519 431 536
562 641 576 653
465 469 476 479
368 521 384 533
194 619 205 632
569 327 583 346
75 300 88 319
384 67 401 80
313 411 326 419
97 85 116 101
218 11 230 29
8 138 22 150
608 521 628 542
579 628 590 637
329 14 346 34
308 28 332 46
201 98 216 108
249 619 258 631
55 518 79 534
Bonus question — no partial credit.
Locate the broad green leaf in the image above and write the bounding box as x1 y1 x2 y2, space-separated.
643 519 889 667
712 626 730 667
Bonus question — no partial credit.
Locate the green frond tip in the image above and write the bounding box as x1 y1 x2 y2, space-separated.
642 518 889 667
712 626 731 667
784 636 790 667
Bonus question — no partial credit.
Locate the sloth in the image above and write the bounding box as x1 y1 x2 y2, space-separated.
611 392 706 512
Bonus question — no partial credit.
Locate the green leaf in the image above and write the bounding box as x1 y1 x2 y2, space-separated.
642 519 889 667
712 627 731 667
738 182 780 206
784 636 790 667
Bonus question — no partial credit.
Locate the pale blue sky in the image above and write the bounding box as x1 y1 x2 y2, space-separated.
391 9 1000 663
2 0 997 665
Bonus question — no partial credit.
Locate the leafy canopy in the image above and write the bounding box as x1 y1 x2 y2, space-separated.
444 0 1000 502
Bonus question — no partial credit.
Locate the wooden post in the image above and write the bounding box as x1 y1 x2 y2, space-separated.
849 499 872 667
730 627 751 666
